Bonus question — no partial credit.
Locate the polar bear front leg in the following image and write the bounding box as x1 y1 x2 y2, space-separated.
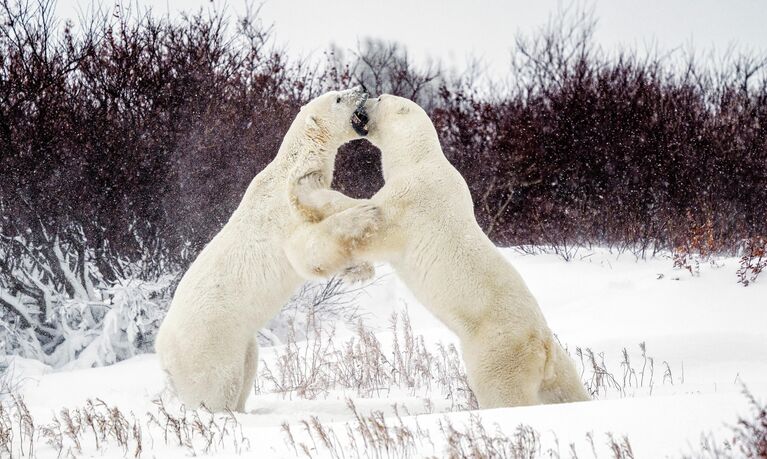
284 203 382 281
287 170 381 281
322 203 381 283
289 169 366 221
340 262 376 283
325 203 382 244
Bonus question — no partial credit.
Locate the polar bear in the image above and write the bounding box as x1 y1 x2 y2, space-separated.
286 94 590 408
155 87 378 412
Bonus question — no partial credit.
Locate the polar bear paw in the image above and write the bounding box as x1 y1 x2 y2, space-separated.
331 203 382 245
341 262 376 283
295 169 325 189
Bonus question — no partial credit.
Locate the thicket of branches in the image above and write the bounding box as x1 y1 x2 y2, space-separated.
1 1 765 364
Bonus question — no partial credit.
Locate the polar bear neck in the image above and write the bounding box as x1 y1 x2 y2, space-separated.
238 114 342 216
377 129 445 180
275 114 345 181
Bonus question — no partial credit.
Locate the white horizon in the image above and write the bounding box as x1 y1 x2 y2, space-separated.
52 0 767 79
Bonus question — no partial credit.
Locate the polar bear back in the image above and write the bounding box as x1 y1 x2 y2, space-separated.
157 163 304 349
366 158 547 340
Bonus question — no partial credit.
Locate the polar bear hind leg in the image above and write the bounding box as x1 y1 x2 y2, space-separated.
236 338 259 411
161 335 247 412
188 359 244 412
463 332 549 408
539 342 591 403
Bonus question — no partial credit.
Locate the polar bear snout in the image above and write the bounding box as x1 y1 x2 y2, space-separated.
337 85 367 104
349 87 370 136
351 105 369 136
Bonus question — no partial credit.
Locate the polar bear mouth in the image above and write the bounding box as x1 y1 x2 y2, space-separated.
351 94 369 136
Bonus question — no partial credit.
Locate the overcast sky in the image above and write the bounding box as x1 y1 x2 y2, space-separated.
54 0 767 77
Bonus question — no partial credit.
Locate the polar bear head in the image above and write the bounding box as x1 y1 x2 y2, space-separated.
298 86 369 146
358 94 439 152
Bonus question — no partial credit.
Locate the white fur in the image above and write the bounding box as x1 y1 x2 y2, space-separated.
288 95 590 408
155 88 379 412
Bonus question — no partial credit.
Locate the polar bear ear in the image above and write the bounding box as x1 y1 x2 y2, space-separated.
397 105 410 115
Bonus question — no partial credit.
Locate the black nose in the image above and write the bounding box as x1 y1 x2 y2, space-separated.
351 105 369 136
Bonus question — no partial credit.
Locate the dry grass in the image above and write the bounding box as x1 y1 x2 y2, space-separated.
259 310 679 410
281 399 430 458
281 401 643 459
730 386 767 458
259 310 478 411
0 334 753 459
0 395 250 457
0 357 29 399
684 386 767 458
146 398 250 455
0 312 737 458
571 341 679 399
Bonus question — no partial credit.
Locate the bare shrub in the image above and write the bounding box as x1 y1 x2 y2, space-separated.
684 386 767 458
2 0 767 371
433 7 766 255
0 358 27 398
0 0 310 367
672 215 721 277
0 404 12 456
0 223 176 368
5 0 763 261
732 387 767 457
261 276 375 346
260 315 338 400
1 0 765 387
737 236 767 286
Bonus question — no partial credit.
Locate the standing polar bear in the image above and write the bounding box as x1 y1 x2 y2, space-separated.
287 95 590 408
156 87 378 412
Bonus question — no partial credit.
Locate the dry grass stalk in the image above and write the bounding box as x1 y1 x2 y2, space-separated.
259 310 478 410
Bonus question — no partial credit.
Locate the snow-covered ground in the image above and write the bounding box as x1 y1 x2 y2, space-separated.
3 248 766 458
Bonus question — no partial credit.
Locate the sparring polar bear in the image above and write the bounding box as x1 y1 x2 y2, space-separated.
156 87 378 412
286 94 590 408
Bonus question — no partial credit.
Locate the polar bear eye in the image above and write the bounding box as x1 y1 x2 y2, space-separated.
336 97 341 103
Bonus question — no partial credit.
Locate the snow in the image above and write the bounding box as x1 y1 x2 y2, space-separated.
3 247 766 458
